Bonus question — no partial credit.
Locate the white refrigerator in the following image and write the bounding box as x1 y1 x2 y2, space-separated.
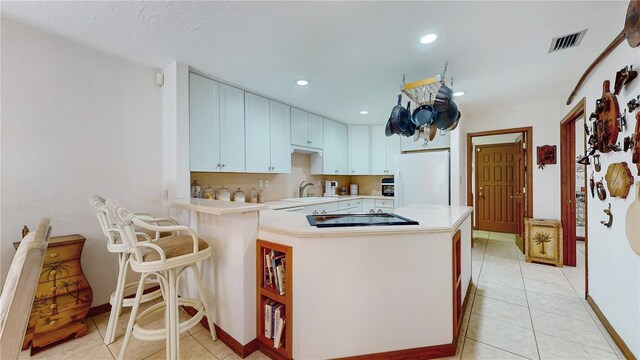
394 150 450 208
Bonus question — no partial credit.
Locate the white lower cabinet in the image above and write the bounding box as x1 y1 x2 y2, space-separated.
338 199 362 214
362 199 375 213
305 201 340 215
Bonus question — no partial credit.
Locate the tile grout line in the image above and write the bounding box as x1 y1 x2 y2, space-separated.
516 244 542 360
467 338 533 360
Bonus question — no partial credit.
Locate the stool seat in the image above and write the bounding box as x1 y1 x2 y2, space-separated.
142 236 209 262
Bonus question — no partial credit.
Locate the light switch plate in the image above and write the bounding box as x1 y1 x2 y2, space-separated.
265 180 270 188
258 179 264 188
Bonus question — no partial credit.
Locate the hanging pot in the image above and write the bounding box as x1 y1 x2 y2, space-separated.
402 102 416 137
389 94 409 135
411 103 435 127
385 118 393 136
433 85 453 112
433 100 459 130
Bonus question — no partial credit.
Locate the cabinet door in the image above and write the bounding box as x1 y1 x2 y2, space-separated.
219 84 245 172
362 199 375 213
290 108 309 146
245 92 270 173
370 125 387 175
322 119 337 175
308 113 324 149
334 122 348 174
386 133 401 175
348 125 371 175
269 100 291 173
189 73 220 171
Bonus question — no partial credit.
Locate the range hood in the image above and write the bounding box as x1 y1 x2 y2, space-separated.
291 145 323 156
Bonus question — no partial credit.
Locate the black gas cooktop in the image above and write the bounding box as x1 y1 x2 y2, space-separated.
306 213 419 228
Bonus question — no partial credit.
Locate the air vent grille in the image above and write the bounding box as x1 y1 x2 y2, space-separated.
548 29 587 53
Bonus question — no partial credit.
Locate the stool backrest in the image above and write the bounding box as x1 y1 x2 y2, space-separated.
89 195 120 247
0 218 51 359
105 199 143 261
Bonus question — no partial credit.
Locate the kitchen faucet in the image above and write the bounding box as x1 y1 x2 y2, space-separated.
299 181 315 198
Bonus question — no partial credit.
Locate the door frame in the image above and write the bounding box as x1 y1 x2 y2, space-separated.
560 98 588 293
474 142 519 233
467 127 534 231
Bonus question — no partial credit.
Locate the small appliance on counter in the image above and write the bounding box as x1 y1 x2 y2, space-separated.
323 180 338 197
350 183 359 195
381 178 394 197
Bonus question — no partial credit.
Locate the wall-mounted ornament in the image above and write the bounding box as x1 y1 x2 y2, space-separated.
594 154 602 172
590 172 595 198
625 182 640 256
604 162 634 198
614 65 638 95
537 145 556 169
597 178 607 201
628 95 639 112
600 203 613 228
632 112 640 175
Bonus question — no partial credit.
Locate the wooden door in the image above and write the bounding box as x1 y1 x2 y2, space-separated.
219 83 245 172
561 120 577 266
244 92 271 173
476 143 517 233
269 100 291 173
189 73 220 172
514 138 526 252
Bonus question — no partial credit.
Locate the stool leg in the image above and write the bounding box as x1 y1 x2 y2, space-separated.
191 265 217 341
105 253 129 345
166 269 180 360
118 272 148 360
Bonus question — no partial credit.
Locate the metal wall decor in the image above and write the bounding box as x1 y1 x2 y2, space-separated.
597 178 607 200
601 203 613 228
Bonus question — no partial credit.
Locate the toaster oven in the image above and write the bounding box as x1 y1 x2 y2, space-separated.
381 178 394 197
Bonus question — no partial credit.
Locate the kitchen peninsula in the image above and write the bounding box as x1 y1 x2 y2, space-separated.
166 198 472 359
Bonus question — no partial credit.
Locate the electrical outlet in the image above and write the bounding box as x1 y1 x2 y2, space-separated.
316 180 321 186
258 179 264 188
163 189 169 201
265 180 270 188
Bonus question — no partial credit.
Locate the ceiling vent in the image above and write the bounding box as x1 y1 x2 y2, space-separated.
548 29 587 53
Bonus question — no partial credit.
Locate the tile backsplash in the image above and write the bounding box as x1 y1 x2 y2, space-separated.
190 153 391 201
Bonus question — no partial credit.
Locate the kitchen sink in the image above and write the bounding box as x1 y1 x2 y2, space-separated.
281 197 334 203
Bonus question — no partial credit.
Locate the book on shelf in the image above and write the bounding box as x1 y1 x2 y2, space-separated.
275 260 285 296
264 250 274 287
270 250 286 295
263 299 276 338
273 316 285 349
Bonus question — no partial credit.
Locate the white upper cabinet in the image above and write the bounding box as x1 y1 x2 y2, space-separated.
269 100 291 173
348 125 371 175
334 122 348 174
245 92 270 173
314 119 347 175
189 73 220 172
290 107 309 147
308 113 324 148
219 83 246 172
245 93 292 173
371 124 400 175
290 108 323 149
400 131 450 152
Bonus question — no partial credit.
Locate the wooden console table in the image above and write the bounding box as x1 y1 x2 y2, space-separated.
15 234 93 352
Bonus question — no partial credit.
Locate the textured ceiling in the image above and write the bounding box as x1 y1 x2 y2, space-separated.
1 1 629 124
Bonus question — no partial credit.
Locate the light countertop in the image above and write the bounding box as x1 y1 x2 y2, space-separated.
166 198 268 215
264 195 394 210
258 204 472 237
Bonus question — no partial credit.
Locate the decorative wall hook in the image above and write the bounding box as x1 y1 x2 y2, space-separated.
600 203 613 228
594 154 602 172
597 178 607 201
589 172 595 198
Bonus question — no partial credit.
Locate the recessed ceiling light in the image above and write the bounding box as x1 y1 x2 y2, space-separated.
453 91 465 97
419 34 438 44
296 79 308 86
360 110 369 115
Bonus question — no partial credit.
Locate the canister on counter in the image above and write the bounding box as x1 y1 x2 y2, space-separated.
350 184 358 195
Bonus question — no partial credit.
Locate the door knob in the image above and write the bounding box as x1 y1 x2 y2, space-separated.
479 187 484 198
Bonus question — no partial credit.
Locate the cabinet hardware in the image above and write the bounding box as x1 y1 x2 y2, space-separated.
221 164 225 167
217 164 221 167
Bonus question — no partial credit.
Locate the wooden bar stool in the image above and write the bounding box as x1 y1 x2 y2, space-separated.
106 199 216 360
89 196 174 345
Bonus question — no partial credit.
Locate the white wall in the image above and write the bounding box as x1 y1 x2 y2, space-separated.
559 43 640 358
0 20 163 306
463 99 563 220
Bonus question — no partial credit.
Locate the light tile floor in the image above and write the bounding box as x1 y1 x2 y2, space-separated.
19 235 620 360
446 231 624 360
18 297 269 360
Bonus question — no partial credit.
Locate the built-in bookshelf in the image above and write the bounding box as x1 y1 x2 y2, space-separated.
452 230 462 336
256 240 292 360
